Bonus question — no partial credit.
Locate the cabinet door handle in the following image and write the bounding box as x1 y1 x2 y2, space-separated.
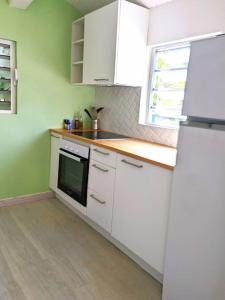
94 78 109 82
93 148 110 156
90 194 106 204
92 164 109 173
121 159 143 169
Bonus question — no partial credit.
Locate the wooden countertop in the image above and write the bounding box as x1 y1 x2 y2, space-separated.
50 129 177 171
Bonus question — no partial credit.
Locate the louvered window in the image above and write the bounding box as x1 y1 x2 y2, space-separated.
148 43 190 128
0 38 17 114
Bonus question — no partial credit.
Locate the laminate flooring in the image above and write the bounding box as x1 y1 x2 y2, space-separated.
0 198 162 300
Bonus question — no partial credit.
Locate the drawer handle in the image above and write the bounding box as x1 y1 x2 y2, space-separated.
93 148 110 156
90 194 106 204
92 164 109 173
121 159 143 169
94 78 109 82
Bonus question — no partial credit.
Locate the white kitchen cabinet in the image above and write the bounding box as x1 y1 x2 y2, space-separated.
87 147 116 232
87 189 114 233
111 154 172 274
83 0 149 86
49 134 60 191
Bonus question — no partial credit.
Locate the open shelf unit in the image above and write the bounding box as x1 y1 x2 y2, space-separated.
71 17 85 84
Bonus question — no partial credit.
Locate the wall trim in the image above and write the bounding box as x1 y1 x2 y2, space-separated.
56 192 163 284
0 191 55 208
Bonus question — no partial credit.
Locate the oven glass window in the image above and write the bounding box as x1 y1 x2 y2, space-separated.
59 155 84 196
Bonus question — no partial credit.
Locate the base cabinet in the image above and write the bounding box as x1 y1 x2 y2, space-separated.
87 150 116 232
50 141 173 277
111 154 172 274
49 135 60 191
87 189 114 233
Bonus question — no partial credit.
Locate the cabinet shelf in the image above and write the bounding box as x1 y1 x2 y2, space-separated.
71 63 83 84
72 17 84 25
72 39 84 45
72 17 84 41
73 61 83 65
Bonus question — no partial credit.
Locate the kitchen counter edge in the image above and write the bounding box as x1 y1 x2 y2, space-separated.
49 129 177 171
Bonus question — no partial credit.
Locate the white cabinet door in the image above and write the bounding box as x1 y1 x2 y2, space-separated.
88 160 116 197
114 0 149 86
83 0 149 87
87 189 114 232
112 154 172 274
83 2 118 85
183 35 225 119
49 135 60 191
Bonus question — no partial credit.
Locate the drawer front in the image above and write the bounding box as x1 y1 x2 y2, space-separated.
90 145 117 168
88 160 115 197
87 189 113 232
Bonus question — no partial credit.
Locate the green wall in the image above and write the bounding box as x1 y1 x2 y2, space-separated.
0 0 94 199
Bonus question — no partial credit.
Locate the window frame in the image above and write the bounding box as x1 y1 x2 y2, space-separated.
0 38 17 115
146 41 190 129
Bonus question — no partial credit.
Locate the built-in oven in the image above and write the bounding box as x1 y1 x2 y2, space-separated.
58 139 90 207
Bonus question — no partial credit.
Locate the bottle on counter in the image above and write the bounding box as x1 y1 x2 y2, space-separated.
79 112 83 129
74 113 80 129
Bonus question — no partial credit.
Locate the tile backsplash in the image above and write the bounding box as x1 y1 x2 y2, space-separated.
95 86 178 148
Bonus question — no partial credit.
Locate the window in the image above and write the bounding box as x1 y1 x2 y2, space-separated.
0 38 17 114
147 43 191 128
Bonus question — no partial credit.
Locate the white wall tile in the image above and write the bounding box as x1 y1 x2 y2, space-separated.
95 86 178 147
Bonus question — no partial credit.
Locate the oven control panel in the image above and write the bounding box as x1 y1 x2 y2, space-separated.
60 139 89 159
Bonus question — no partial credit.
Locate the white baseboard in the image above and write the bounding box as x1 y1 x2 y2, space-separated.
0 191 55 207
56 192 163 284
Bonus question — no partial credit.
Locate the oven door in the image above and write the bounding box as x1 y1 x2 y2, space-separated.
58 149 89 207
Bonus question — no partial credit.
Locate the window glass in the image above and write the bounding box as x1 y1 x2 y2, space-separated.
148 44 191 128
0 39 17 114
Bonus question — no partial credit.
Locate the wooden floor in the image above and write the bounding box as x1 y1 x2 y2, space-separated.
0 198 162 300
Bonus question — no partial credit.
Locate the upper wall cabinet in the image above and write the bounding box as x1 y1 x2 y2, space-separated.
72 0 149 87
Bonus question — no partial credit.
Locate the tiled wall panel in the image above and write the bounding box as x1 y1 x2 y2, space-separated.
95 86 178 147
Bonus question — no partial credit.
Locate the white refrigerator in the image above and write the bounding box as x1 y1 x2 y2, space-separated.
162 35 225 300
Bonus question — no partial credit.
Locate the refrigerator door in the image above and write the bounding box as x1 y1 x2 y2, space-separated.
183 35 225 120
163 125 225 300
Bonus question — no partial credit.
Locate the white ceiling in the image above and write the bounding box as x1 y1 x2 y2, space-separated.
67 0 174 14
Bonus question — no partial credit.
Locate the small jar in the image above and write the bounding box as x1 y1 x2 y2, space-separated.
64 119 72 130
